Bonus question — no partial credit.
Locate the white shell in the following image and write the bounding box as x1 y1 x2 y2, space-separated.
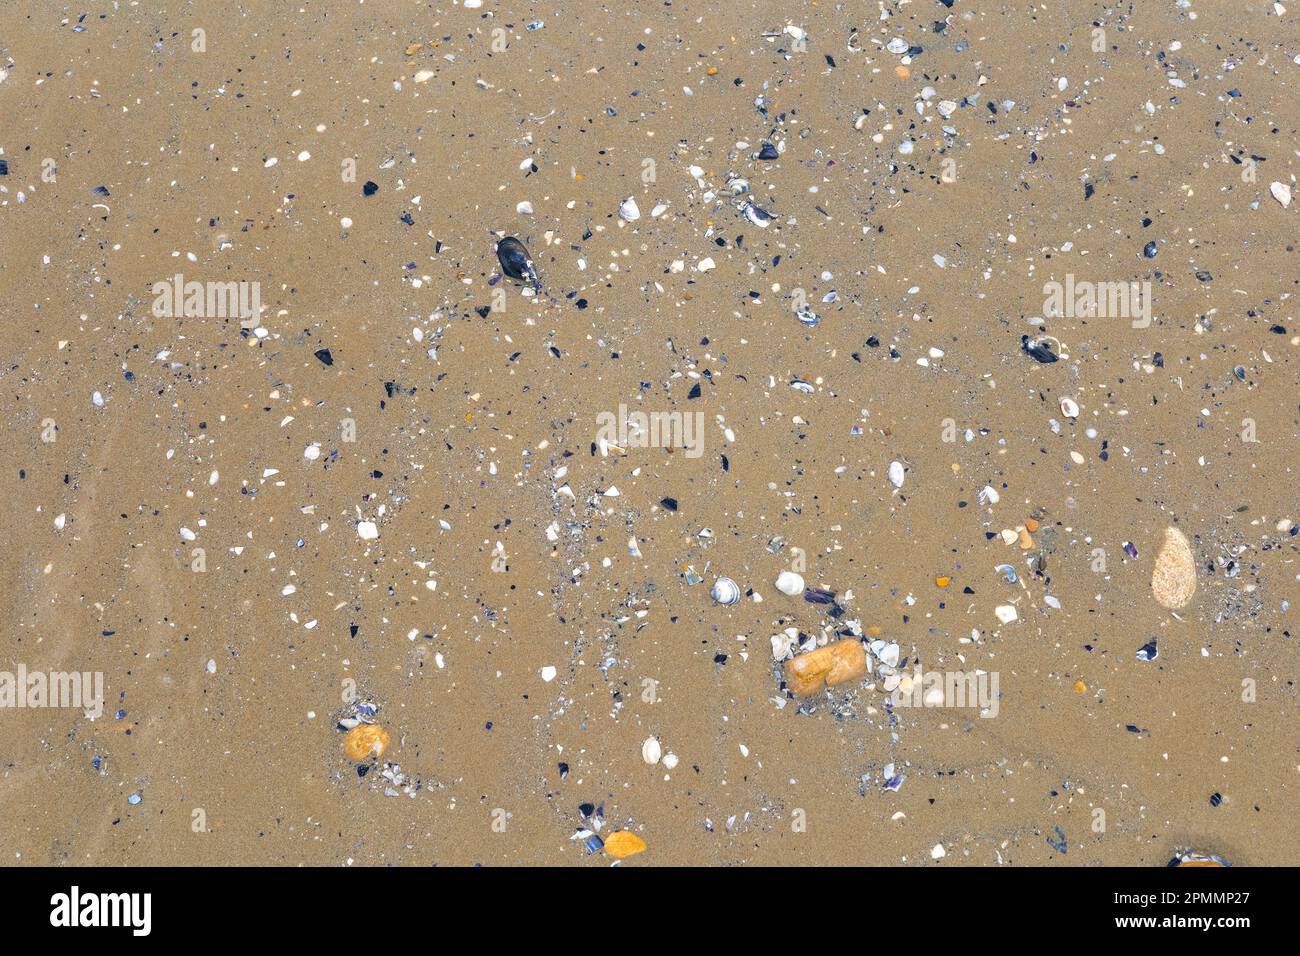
710 576 741 605
641 737 662 765
888 460 906 488
995 605 1018 624
775 571 805 596
1059 397 1080 418
618 196 641 221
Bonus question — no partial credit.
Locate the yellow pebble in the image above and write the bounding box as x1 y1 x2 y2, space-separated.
1074 680 1087 694
604 831 647 859
707 66 718 75
935 576 950 588
343 724 391 762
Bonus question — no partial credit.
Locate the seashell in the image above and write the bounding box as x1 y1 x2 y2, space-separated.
796 305 820 327
1151 526 1196 609
775 571 805 596
1059 397 1080 418
741 201 775 227
1021 334 1059 364
641 736 662 765
803 587 836 605
994 605 1018 624
888 460 905 488
710 576 741 605
1169 850 1230 867
727 176 751 195
1136 638 1158 661
495 236 540 291
603 831 648 859
618 196 641 221
343 724 391 762
886 37 909 55
789 379 814 393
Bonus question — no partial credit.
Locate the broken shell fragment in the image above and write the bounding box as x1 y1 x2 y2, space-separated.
1151 526 1196 609
775 570 805 596
741 201 776 227
343 724 392 762
1168 850 1230 867
796 305 820 327
710 576 741 605
784 638 868 697
604 830 648 859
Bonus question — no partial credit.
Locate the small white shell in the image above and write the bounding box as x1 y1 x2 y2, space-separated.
641 736 662 765
888 460 906 488
710 576 741 605
1059 397 1080 418
618 196 641 221
775 571 805 596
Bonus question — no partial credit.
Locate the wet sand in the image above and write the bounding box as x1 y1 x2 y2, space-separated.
0 1 1296 866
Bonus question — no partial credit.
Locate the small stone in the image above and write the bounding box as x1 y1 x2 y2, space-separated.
784 639 867 696
1269 181 1292 208
357 520 379 540
994 605 1018 624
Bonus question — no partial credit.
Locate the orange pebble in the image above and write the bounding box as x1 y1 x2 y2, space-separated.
343 724 391 762
895 65 910 79
935 576 951 587
1025 518 1040 532
707 66 718 75
604 831 647 859
1074 680 1087 694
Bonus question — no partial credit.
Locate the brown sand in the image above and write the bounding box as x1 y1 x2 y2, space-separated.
0 1 1296 866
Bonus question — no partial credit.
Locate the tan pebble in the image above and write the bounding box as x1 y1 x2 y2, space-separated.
784 639 867 697
1151 526 1196 609
343 724 391 762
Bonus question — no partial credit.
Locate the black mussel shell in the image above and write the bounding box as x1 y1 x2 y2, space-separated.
1021 335 1059 364
496 236 536 284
